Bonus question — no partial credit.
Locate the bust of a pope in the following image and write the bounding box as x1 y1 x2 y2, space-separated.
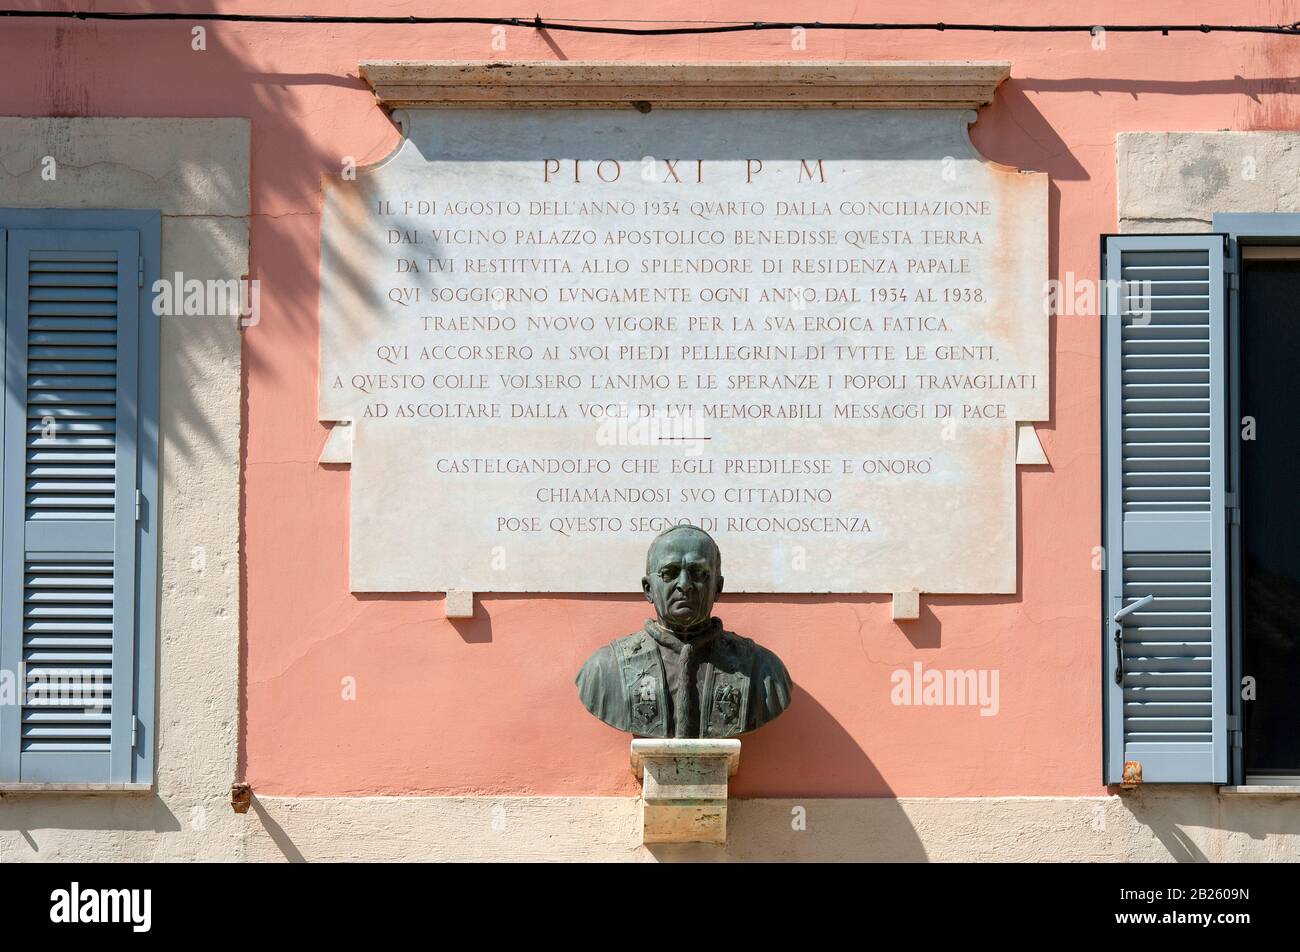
575 525 792 738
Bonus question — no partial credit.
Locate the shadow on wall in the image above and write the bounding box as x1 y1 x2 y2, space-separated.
649 797 929 862
659 687 928 861
1116 788 1298 863
250 795 306 863
0 0 386 456
0 793 183 859
730 683 897 798
232 681 932 862
0 3 365 845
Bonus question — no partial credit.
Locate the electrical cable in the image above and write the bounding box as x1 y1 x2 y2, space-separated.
0 11 1298 38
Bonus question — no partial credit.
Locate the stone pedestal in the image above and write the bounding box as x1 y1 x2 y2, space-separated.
630 739 741 844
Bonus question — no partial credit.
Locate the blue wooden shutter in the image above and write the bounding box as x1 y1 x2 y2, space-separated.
0 226 142 783
1102 234 1229 783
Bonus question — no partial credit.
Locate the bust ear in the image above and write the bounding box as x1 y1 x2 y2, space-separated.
642 575 654 603
715 575 724 598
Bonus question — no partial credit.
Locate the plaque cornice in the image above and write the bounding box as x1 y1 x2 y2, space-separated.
358 60 1011 110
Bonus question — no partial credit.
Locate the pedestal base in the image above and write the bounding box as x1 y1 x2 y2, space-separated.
630 738 741 844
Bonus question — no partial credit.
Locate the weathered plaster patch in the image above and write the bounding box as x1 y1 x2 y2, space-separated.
1119 131 1300 232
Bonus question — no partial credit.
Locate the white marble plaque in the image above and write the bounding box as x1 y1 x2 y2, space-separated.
320 108 1048 593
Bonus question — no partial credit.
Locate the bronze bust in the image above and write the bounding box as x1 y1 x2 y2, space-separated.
576 525 792 737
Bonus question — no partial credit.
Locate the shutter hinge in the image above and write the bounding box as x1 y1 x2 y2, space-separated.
1227 714 1243 749
1227 269 1239 291
137 256 144 288
1225 491 1240 524
135 489 142 523
131 716 139 750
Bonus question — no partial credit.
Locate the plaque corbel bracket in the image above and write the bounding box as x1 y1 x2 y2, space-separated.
318 419 353 465
445 590 474 618
892 591 922 622
1015 422 1049 465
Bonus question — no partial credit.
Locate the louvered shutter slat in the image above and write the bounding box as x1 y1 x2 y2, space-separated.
0 229 139 783
1104 235 1228 784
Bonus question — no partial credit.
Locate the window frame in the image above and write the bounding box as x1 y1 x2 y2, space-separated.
1212 212 1300 787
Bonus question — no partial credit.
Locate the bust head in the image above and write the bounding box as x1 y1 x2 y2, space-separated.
641 525 724 632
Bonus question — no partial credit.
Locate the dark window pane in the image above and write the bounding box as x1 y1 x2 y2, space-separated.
1242 260 1300 775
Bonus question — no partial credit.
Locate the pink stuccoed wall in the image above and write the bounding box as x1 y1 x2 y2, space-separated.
2 1 1295 797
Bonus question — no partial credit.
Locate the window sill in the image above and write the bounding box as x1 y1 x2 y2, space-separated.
0 782 153 794
1218 785 1300 797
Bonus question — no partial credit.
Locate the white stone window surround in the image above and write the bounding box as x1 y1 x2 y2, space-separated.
0 120 245 856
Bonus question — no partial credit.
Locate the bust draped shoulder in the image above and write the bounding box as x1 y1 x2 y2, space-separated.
575 623 792 737
575 639 634 733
